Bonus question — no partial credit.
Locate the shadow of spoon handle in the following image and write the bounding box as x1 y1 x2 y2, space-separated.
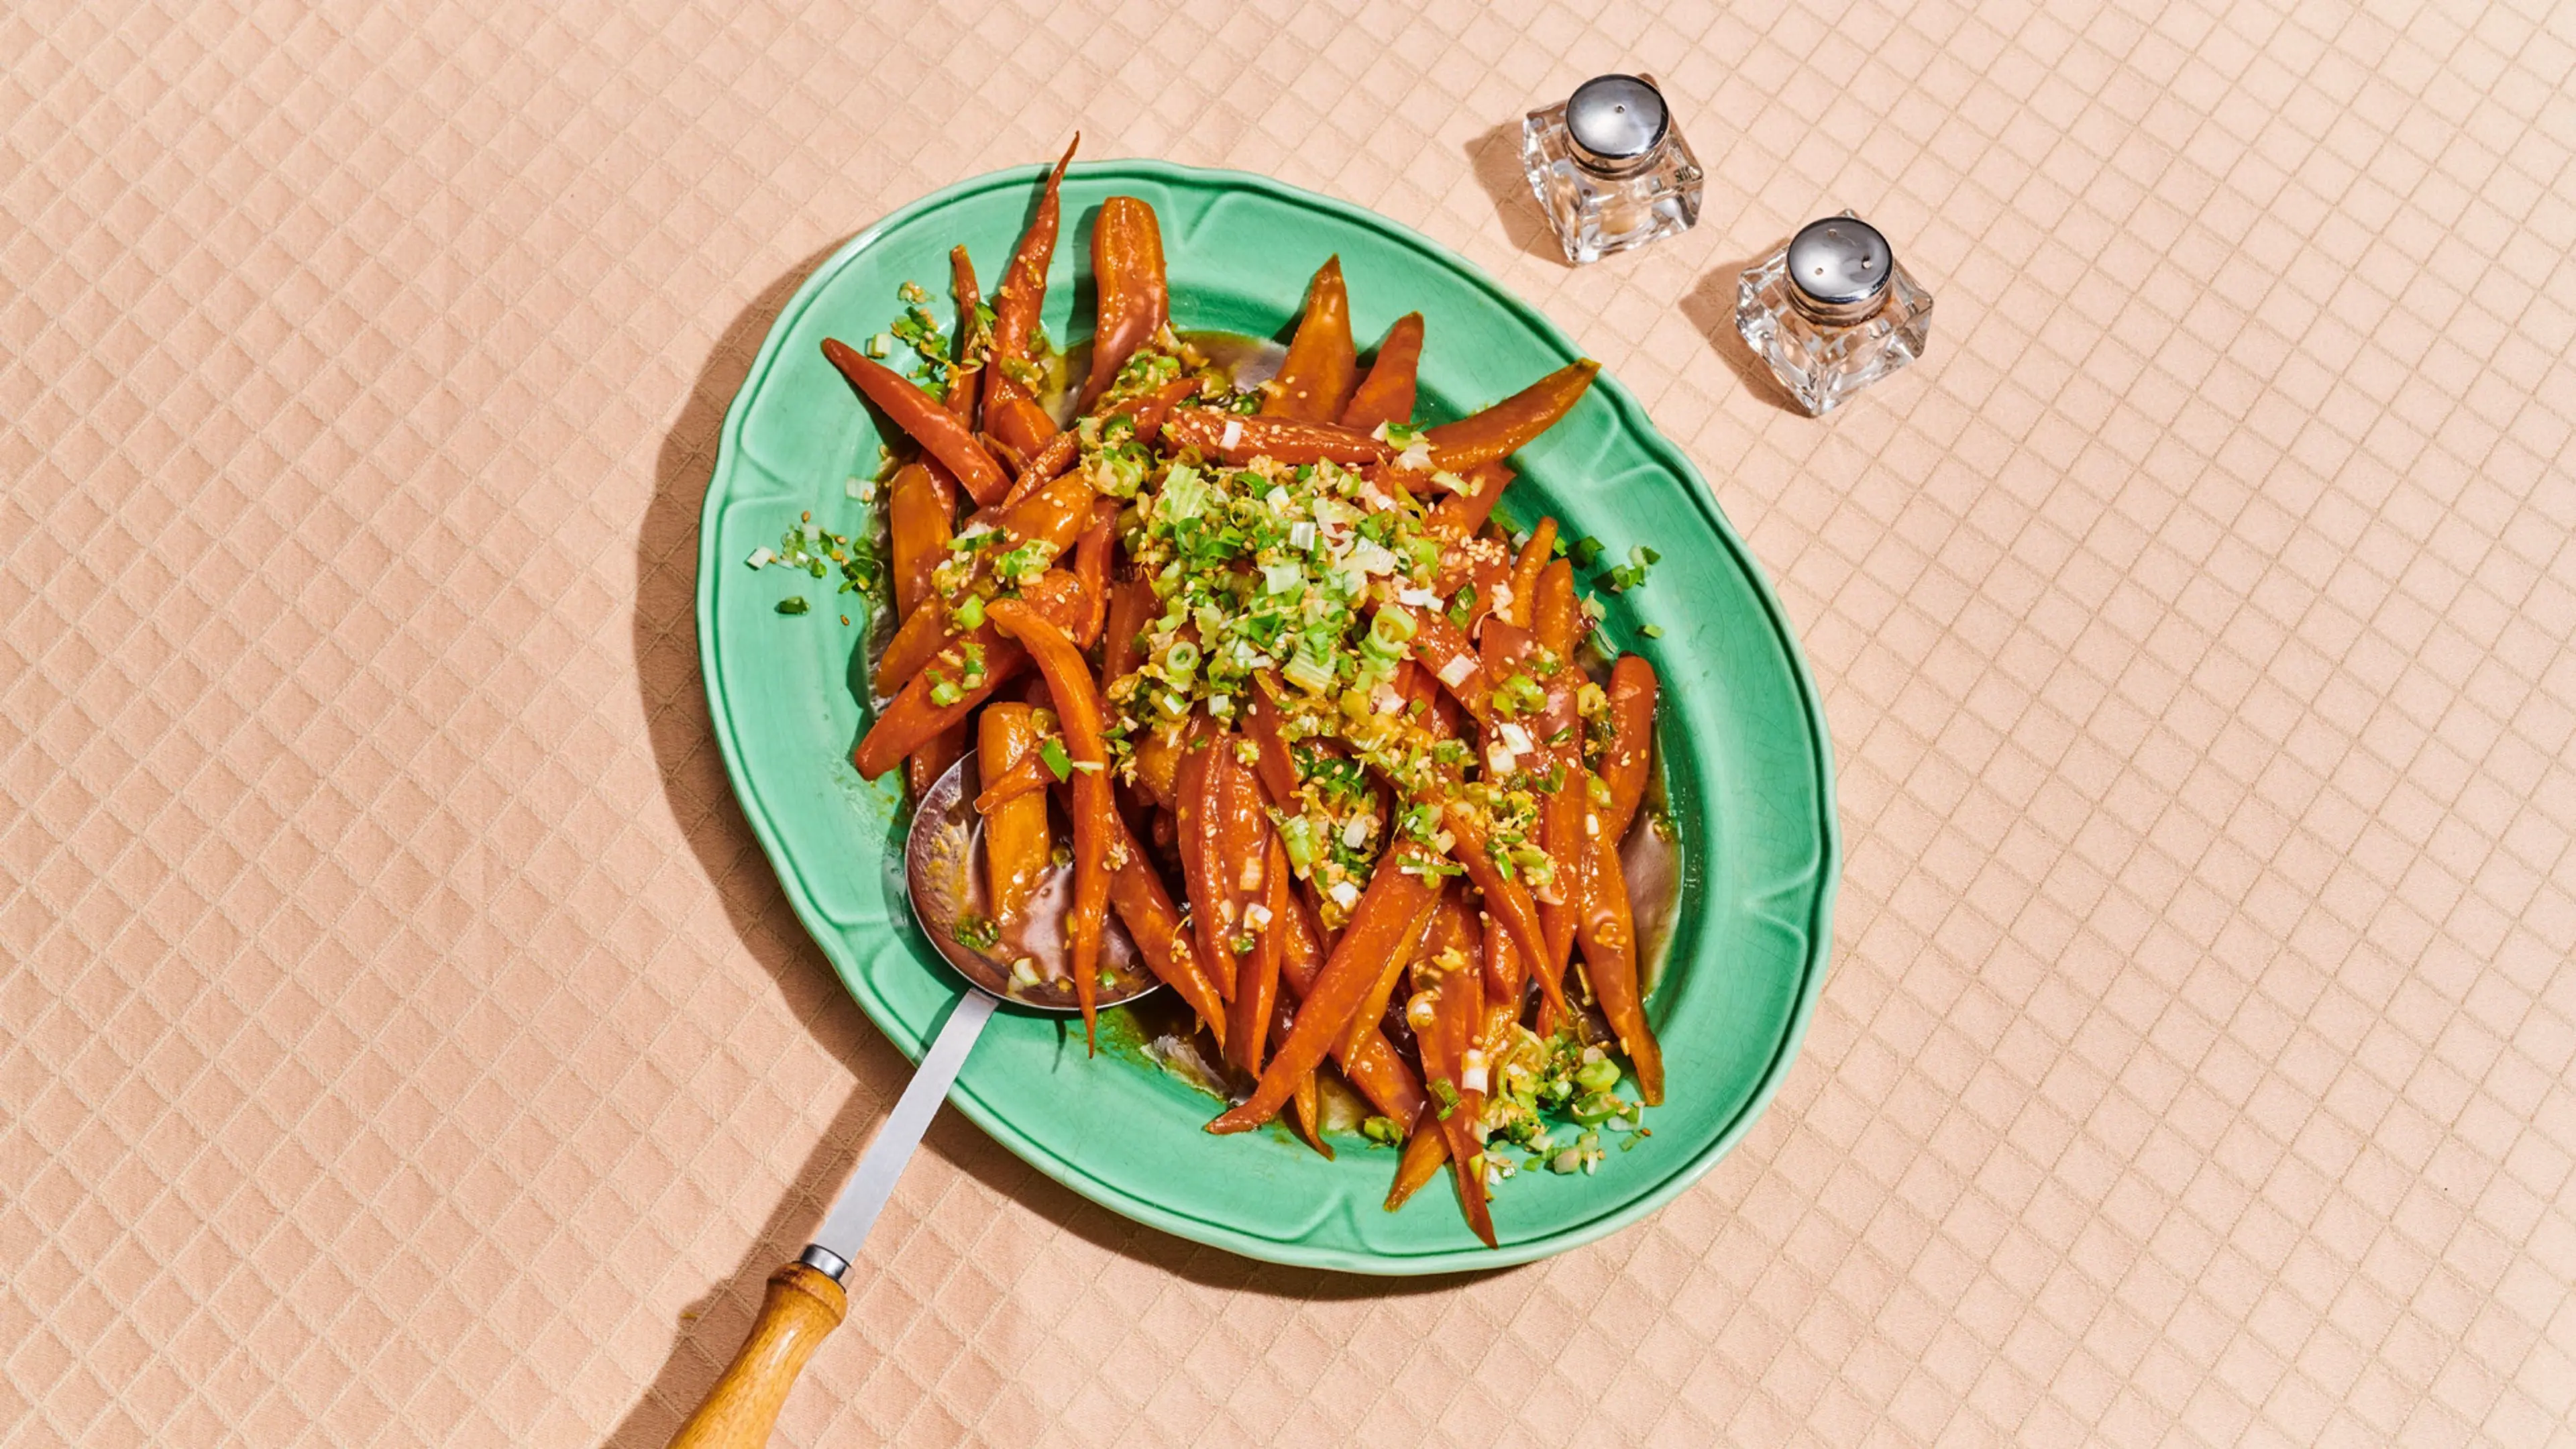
665 989 997 1446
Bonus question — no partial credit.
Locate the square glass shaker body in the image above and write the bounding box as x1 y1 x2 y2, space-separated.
1734 229 1933 415
1520 98 1703 264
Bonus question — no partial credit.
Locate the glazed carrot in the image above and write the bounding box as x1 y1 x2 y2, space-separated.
1480 910 1521 1020
1404 608 1488 724
857 645 1026 779
1120 374 1200 445
1102 811 1228 1046
1212 733 1271 1012
1161 408 1393 466
1362 886 1473 1068
1443 806 1564 1020
1472 612 1531 675
1240 676 1300 804
1277 893 1424 1126
973 747 1053 812
1264 256 1358 422
978 704 1053 926
879 549 1087 698
1430 529 1507 633
1417 661 1464 742
1214 735 1271 906
1424 460 1513 543
1408 949 1495 1247
906 727 966 800
1579 828 1664 1105
1175 727 1231 1000
1534 808 1589 1037
971 468 1102 551
822 338 1011 505
885 460 958 617
983 374 1058 460
876 474 1095 692
1173 727 1239 1000
1071 498 1118 647
1078 197 1169 411
1338 311 1424 433
1274 911 1329 1158
1600 654 1658 840
1385 1111 1451 1210
885 440 967 795
1129 727 1183 809
1208 843 1442 1134
1533 558 1578 659
1424 359 1599 472
1507 518 1556 629
948 244 985 432
853 574 1087 778
877 591 984 700
1437 934 1494 1247
1287 1066 1331 1159
1228 835 1290 1071
985 599 1112 1051
977 139 1078 458
1340 890 1441 1065
1102 578 1156 685
999 429 1078 508
990 136 1076 365
1527 563 1587 983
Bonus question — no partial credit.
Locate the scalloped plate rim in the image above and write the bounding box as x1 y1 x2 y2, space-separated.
695 158 1841 1275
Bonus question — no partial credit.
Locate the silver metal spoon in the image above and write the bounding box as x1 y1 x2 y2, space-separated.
666 750 1157 1448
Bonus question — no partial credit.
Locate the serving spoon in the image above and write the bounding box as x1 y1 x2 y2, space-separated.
667 751 1159 1447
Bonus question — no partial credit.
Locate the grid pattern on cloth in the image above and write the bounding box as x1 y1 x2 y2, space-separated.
3 0 2573 1445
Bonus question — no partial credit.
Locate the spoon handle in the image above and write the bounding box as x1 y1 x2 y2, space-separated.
661 1263 843 1449
667 991 998 1448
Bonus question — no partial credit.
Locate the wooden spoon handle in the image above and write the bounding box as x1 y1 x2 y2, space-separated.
665 1262 847 1448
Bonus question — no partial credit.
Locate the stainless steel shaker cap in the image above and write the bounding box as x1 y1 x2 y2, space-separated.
1785 215 1894 322
1566 74 1669 172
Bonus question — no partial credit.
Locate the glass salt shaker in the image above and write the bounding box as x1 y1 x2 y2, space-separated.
1521 74 1703 264
1735 212 1934 415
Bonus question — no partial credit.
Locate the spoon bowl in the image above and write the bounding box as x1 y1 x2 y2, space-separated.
668 749 1165 1448
904 749 1161 1012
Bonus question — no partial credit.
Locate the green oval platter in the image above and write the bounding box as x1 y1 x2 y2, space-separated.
696 160 1839 1274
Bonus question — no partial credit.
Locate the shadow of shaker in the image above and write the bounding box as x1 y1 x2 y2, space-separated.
1462 121 1575 267
1677 258 1809 417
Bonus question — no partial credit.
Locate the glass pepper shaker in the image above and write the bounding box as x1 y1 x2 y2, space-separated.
1521 74 1704 264
1735 212 1934 415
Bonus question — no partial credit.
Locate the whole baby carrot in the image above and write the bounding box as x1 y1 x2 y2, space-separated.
851 572 1087 778
1100 812 1229 1048
877 550 1086 698
977 703 1053 927
1207 844 1442 1134
989 136 1077 364
1161 408 1393 466
1078 197 1169 411
1264 256 1358 423
1578 828 1664 1105
985 599 1114 1051
822 338 1010 504
1423 360 1598 472
1338 311 1424 433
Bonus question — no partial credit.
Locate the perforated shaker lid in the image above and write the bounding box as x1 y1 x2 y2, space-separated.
1566 74 1669 172
1785 214 1894 321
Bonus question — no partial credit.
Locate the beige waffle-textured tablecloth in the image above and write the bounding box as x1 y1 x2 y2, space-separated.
7 1 2574 1444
